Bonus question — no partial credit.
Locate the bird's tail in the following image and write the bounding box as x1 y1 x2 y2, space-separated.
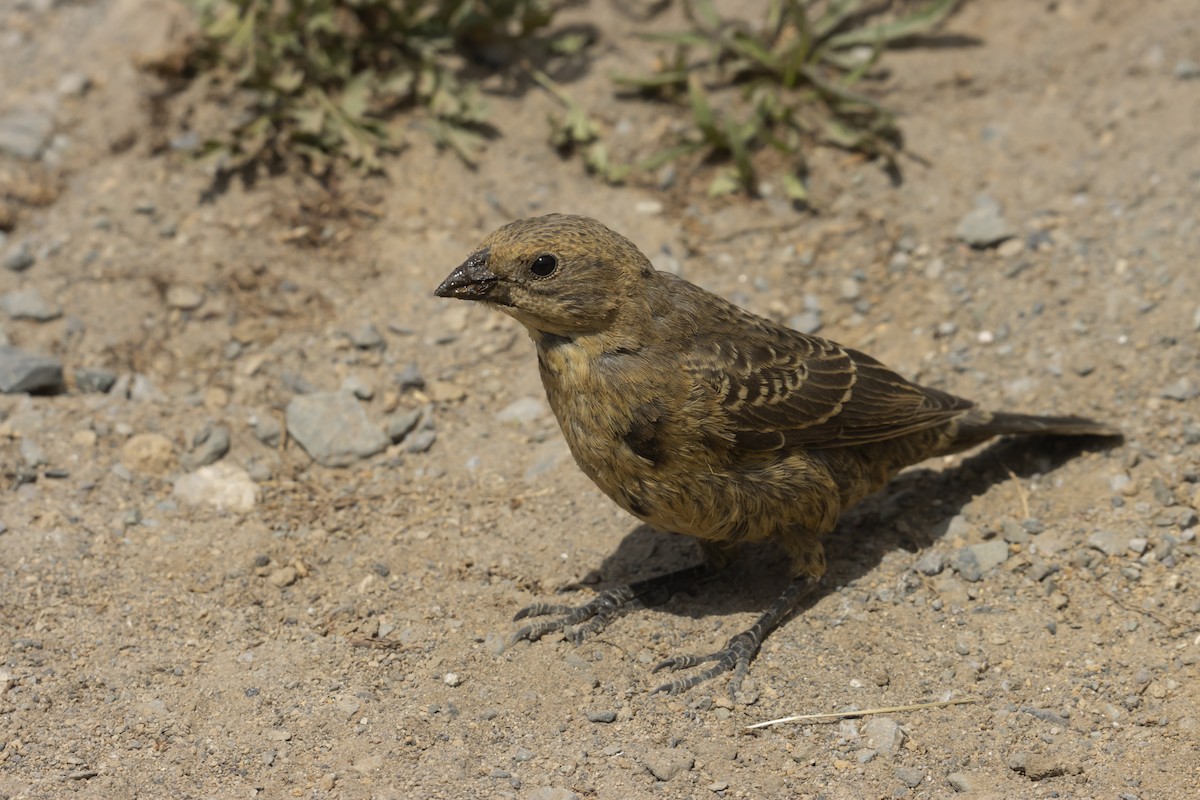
944 409 1121 453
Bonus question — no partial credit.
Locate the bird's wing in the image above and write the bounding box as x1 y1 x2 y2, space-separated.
686 318 974 452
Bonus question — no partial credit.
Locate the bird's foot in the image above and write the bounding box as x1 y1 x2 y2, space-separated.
510 584 640 645
509 563 714 647
650 573 819 697
650 629 761 697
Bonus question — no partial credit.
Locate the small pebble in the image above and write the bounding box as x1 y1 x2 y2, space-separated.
443 672 462 687
74 367 116 394
1175 59 1200 80
184 425 230 469
3 241 35 272
173 463 258 512
1161 378 1198 402
394 362 425 391
386 408 423 443
496 396 546 425
286 391 389 467
404 428 437 454
166 285 204 310
641 747 695 782
586 710 617 723
20 437 46 467
955 197 1015 248
1087 529 1125 556
0 346 65 394
788 310 822 334
895 767 925 787
251 414 283 447
0 288 62 321
268 566 298 587
914 550 946 576
350 323 385 350
863 717 904 755
946 771 974 792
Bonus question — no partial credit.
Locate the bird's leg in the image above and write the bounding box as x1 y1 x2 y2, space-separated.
652 535 826 697
650 573 817 696
510 562 715 646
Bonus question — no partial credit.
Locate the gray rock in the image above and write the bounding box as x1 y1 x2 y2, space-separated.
914 550 946 576
251 413 283 447
184 425 231 470
947 771 974 792
525 789 579 800
0 346 64 393
1176 59 1200 80
127 374 165 402
1161 378 1198 402
1001 520 1030 544
394 362 425 391
0 108 54 159
0 288 62 321
404 428 437 454
895 767 925 788
1087 529 1125 556
585 710 617 723
74 367 116 393
496 396 546 425
955 197 1015 248
286 391 389 467
863 717 904 755
1150 476 1174 506
246 458 273 483
20 437 46 467
788 309 822 334
4 241 35 272
349 323 385 350
385 407 423 443
970 540 1009 573
950 547 983 581
641 747 694 781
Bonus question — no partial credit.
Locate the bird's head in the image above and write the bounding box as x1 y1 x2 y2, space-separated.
434 214 654 338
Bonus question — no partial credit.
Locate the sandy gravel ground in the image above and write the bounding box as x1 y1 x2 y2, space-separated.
1 0 1198 798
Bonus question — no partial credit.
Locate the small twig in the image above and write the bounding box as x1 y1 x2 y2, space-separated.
746 697 979 730
1003 465 1030 519
351 638 406 650
1095 585 1190 633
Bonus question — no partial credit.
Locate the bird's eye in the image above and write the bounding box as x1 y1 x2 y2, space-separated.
529 254 558 278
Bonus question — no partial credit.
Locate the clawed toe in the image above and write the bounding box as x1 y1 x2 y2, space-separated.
513 602 575 622
649 631 759 696
507 586 641 646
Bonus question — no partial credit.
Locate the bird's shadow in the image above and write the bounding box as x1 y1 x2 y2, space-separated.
559 435 1119 622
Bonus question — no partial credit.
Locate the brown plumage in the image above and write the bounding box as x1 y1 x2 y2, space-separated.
435 213 1119 695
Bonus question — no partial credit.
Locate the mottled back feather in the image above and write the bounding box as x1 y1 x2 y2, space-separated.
662 274 975 452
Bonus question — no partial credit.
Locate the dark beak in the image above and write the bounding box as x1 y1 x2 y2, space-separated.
435 248 497 301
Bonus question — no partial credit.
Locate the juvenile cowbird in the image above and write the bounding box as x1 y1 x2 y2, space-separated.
435 214 1118 695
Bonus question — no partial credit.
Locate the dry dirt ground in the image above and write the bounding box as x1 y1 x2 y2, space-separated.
2 0 1199 798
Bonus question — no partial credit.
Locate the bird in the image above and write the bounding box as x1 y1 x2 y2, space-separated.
434 213 1119 696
